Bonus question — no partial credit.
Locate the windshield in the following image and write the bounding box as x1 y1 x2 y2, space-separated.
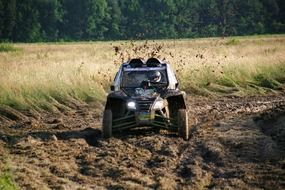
121 68 168 88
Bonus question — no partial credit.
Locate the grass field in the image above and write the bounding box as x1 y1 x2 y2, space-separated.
0 35 284 111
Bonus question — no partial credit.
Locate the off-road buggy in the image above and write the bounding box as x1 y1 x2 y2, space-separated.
102 58 189 140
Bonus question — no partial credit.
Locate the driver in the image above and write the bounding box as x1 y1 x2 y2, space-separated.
149 71 161 83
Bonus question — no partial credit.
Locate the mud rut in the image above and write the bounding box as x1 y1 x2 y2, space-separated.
0 95 285 189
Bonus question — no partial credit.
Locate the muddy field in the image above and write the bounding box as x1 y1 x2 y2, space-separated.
0 93 285 189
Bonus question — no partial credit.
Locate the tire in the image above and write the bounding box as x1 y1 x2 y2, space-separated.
178 109 189 140
102 109 112 138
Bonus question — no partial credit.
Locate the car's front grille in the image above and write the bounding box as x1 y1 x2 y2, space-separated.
137 99 154 111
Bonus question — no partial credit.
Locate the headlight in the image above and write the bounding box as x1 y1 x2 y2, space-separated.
153 100 164 109
127 101 136 110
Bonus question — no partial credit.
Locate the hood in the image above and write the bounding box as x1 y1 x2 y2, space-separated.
122 87 159 99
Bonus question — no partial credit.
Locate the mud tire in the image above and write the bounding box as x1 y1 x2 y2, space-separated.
102 109 112 138
178 109 189 140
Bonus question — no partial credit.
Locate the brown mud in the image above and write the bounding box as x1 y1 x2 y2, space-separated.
0 94 285 189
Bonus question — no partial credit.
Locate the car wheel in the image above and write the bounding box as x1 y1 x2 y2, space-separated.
102 109 112 138
178 109 189 140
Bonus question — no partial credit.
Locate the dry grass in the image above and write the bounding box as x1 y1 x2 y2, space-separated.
0 35 285 110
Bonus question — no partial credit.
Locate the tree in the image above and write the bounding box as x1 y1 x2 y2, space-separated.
60 0 87 40
120 0 144 39
0 0 284 42
105 0 122 39
234 0 265 35
215 0 237 37
1 0 16 40
86 0 108 39
0 0 4 39
13 0 41 42
36 0 63 41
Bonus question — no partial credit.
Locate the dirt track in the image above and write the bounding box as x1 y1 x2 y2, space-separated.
0 94 285 189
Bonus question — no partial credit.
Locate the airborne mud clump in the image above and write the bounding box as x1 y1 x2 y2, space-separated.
112 40 168 65
0 94 285 189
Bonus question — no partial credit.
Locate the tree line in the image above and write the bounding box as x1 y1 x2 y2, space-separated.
0 0 284 42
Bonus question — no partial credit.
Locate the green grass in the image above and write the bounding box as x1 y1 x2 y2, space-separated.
0 155 18 190
180 61 285 96
225 38 240 45
0 172 18 190
0 44 21 52
0 77 106 111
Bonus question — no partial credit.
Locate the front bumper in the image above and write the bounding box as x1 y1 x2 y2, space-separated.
112 111 177 132
135 110 155 125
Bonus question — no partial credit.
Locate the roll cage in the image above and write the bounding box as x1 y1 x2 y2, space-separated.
112 58 178 91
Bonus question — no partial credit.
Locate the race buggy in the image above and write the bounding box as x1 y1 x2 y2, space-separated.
102 58 189 140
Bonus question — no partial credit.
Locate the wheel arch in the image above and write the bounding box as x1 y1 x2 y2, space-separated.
165 91 187 110
104 94 127 119
105 97 124 110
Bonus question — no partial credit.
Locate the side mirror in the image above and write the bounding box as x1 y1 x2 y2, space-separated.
175 83 179 88
110 85 115 91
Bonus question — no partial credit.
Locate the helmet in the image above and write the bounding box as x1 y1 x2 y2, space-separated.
149 71 161 82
